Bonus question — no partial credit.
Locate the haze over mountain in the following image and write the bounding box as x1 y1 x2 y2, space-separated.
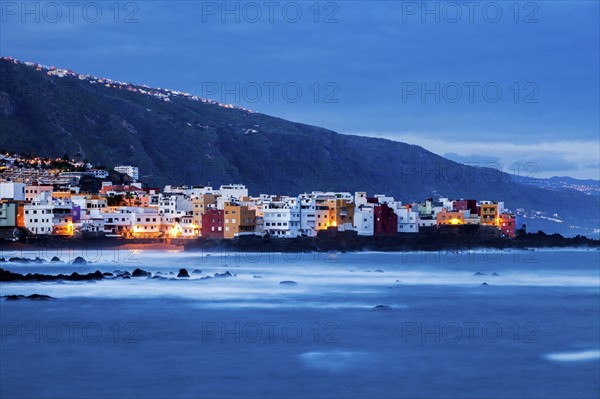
0 58 598 236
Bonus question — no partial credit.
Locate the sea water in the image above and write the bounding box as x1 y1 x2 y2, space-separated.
1 248 599 398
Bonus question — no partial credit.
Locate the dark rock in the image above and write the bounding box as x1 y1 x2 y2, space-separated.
9 257 31 263
50 256 61 262
177 268 190 278
122 275 131 279
474 272 487 276
132 268 151 277
371 305 393 312
214 271 232 278
192 269 202 274
102 272 114 277
27 294 54 300
279 280 298 286
374 269 384 273
1 268 104 282
481 282 489 286
72 256 87 265
491 272 500 276
253 275 262 278
4 294 55 301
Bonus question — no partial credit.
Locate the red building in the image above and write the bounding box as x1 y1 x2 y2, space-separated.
374 204 398 236
452 199 478 214
499 213 516 238
201 209 224 239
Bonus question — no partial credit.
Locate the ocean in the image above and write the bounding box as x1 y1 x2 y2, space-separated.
1 248 599 398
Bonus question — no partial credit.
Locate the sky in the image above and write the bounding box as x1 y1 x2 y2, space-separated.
1 0 599 179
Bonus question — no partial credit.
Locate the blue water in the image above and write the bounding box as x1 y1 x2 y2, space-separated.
1 249 599 398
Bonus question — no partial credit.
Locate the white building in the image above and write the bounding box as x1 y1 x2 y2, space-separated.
217 184 248 208
114 165 139 181
0 182 26 201
24 185 53 202
396 207 419 233
262 198 301 238
24 192 73 235
354 205 374 236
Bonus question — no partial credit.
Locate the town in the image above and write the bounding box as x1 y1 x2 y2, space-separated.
0 153 522 241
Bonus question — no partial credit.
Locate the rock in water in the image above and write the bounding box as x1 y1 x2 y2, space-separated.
192 269 202 274
474 272 486 276
481 282 489 286
5 294 55 301
279 280 298 286
371 305 392 312
72 256 87 265
50 256 61 262
102 272 114 277
214 271 232 278
132 268 151 277
491 272 500 276
27 294 54 300
177 268 190 278
374 269 384 273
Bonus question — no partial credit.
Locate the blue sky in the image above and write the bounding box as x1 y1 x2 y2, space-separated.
1 0 599 179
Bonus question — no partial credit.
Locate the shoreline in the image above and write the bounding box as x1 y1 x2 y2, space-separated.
0 231 598 255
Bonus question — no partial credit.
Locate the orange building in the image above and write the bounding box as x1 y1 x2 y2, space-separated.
326 199 355 229
436 210 465 225
223 202 256 239
480 203 499 226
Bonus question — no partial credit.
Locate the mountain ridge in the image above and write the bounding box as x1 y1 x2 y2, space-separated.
1 57 598 236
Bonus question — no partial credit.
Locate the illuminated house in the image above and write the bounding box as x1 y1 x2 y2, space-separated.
499 213 516 238
326 198 355 231
479 201 504 226
132 209 162 238
171 214 198 238
436 209 465 225
23 192 74 236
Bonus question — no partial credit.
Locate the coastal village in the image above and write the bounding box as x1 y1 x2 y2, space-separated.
0 153 523 241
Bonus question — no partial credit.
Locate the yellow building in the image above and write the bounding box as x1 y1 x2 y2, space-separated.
223 202 256 239
480 203 499 226
192 194 217 234
326 199 355 229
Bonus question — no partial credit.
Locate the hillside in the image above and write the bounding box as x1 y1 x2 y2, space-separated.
0 58 598 236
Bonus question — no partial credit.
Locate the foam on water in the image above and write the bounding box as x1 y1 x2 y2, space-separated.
544 350 600 362
298 351 373 372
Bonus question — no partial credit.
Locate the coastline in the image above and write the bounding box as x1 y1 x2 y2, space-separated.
0 231 597 255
